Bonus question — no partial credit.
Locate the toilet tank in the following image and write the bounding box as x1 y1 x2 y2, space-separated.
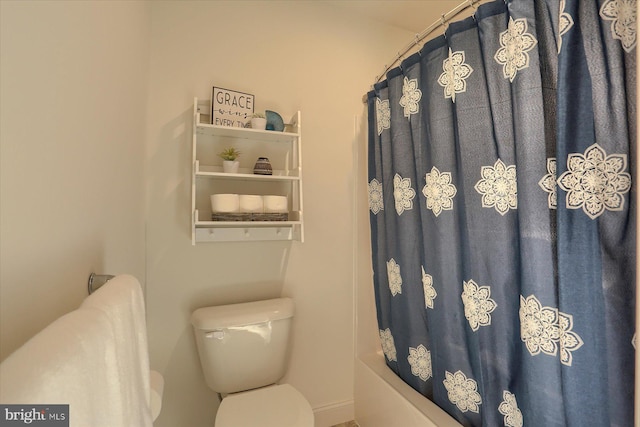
191 298 294 394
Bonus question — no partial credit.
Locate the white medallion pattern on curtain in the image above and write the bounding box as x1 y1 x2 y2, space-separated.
376 97 391 135
408 344 433 381
399 77 422 118
369 178 384 214
393 173 416 215
494 17 538 82
474 159 518 215
538 157 558 209
519 295 584 366
422 166 457 216
600 0 638 52
386 258 403 296
367 1 637 424
443 370 482 413
461 280 497 331
558 0 574 53
557 143 632 219
422 266 437 309
437 48 474 103
498 391 524 427
379 328 398 362
557 309 585 366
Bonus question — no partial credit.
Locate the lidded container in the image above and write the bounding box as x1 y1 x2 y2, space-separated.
191 298 294 394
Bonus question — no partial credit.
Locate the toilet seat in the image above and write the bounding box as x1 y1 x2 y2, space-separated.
215 384 314 427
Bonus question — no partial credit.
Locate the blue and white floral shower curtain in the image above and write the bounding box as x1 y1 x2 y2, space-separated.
366 1 636 426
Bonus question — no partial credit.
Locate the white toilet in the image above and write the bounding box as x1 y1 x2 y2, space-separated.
191 297 314 427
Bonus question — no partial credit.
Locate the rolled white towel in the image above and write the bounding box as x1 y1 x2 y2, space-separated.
263 195 288 213
239 195 264 213
210 194 240 213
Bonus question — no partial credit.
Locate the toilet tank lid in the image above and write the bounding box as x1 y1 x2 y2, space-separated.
191 298 294 330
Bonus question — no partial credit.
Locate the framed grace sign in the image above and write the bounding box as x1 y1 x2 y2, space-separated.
211 87 254 128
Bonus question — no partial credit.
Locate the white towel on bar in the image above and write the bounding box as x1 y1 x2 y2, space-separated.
81 274 153 427
0 274 154 427
0 307 124 425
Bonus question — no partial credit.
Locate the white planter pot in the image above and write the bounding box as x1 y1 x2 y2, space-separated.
251 117 267 130
222 160 240 173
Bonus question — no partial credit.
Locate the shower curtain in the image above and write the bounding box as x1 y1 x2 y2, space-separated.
366 1 636 426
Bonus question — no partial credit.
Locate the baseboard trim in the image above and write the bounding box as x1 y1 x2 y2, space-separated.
313 399 355 427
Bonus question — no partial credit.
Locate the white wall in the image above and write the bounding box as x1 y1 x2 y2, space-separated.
0 1 438 426
0 1 150 361
144 2 412 426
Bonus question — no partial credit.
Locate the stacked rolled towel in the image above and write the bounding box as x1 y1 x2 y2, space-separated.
239 195 263 212
210 194 240 213
211 194 288 214
263 195 288 213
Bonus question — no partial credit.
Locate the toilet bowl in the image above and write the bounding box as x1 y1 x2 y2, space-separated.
191 298 314 427
216 384 313 427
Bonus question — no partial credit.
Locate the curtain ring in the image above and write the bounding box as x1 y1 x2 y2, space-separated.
468 0 478 13
441 14 449 35
468 0 478 22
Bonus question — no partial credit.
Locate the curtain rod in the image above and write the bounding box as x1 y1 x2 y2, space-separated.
362 0 490 103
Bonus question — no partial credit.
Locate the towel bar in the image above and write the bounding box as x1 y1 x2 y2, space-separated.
88 273 115 295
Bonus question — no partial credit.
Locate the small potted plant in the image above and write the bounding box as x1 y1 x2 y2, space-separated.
250 112 267 130
218 147 241 173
